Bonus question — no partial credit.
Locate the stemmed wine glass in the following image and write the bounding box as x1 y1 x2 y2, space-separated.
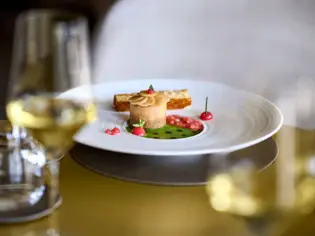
6 10 96 160
4 10 96 235
206 150 315 236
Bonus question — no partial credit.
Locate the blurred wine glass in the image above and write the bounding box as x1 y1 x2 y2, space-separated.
206 152 315 236
6 10 96 160
0 132 46 212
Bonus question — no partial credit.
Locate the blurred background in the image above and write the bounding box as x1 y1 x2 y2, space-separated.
3 1 314 128
0 0 116 108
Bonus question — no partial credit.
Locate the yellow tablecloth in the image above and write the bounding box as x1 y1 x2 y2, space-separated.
1 126 315 236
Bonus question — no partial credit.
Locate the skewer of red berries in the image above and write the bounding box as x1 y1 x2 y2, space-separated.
200 97 213 121
131 119 146 136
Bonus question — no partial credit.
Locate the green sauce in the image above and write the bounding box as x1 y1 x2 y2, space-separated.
126 125 201 139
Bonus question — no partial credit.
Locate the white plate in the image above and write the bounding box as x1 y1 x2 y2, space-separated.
64 79 283 156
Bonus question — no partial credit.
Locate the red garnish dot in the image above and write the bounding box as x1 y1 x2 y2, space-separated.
200 97 213 121
147 84 155 94
105 127 120 135
147 89 154 94
112 127 120 134
131 120 146 136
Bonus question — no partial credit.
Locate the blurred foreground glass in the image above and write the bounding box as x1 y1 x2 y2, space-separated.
6 10 96 160
0 126 62 234
206 153 315 236
0 133 45 212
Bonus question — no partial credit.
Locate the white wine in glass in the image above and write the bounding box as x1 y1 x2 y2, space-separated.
206 155 315 236
6 10 96 159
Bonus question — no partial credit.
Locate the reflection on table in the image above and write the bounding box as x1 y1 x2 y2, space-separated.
0 125 315 236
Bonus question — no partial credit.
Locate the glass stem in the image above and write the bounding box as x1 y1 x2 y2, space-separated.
12 125 28 139
245 217 275 236
246 220 267 236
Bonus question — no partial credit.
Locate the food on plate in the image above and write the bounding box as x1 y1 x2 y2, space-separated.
199 97 213 121
126 115 203 139
126 124 200 139
147 84 155 94
166 115 203 131
131 120 146 136
113 88 191 112
128 90 169 129
105 127 120 135
109 85 209 140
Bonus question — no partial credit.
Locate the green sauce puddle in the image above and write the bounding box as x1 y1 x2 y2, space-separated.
126 125 201 139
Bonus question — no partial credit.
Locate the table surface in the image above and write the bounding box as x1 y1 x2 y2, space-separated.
1 125 315 236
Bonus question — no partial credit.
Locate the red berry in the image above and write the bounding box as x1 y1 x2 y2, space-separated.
200 111 213 121
200 97 213 121
111 127 120 135
147 89 154 94
105 127 120 135
132 119 146 136
147 84 155 94
131 127 145 136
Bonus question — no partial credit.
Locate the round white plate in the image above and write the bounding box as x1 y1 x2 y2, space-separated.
63 79 283 156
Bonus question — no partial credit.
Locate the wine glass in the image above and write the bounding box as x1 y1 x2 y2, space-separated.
6 9 96 161
0 132 46 212
206 152 315 236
